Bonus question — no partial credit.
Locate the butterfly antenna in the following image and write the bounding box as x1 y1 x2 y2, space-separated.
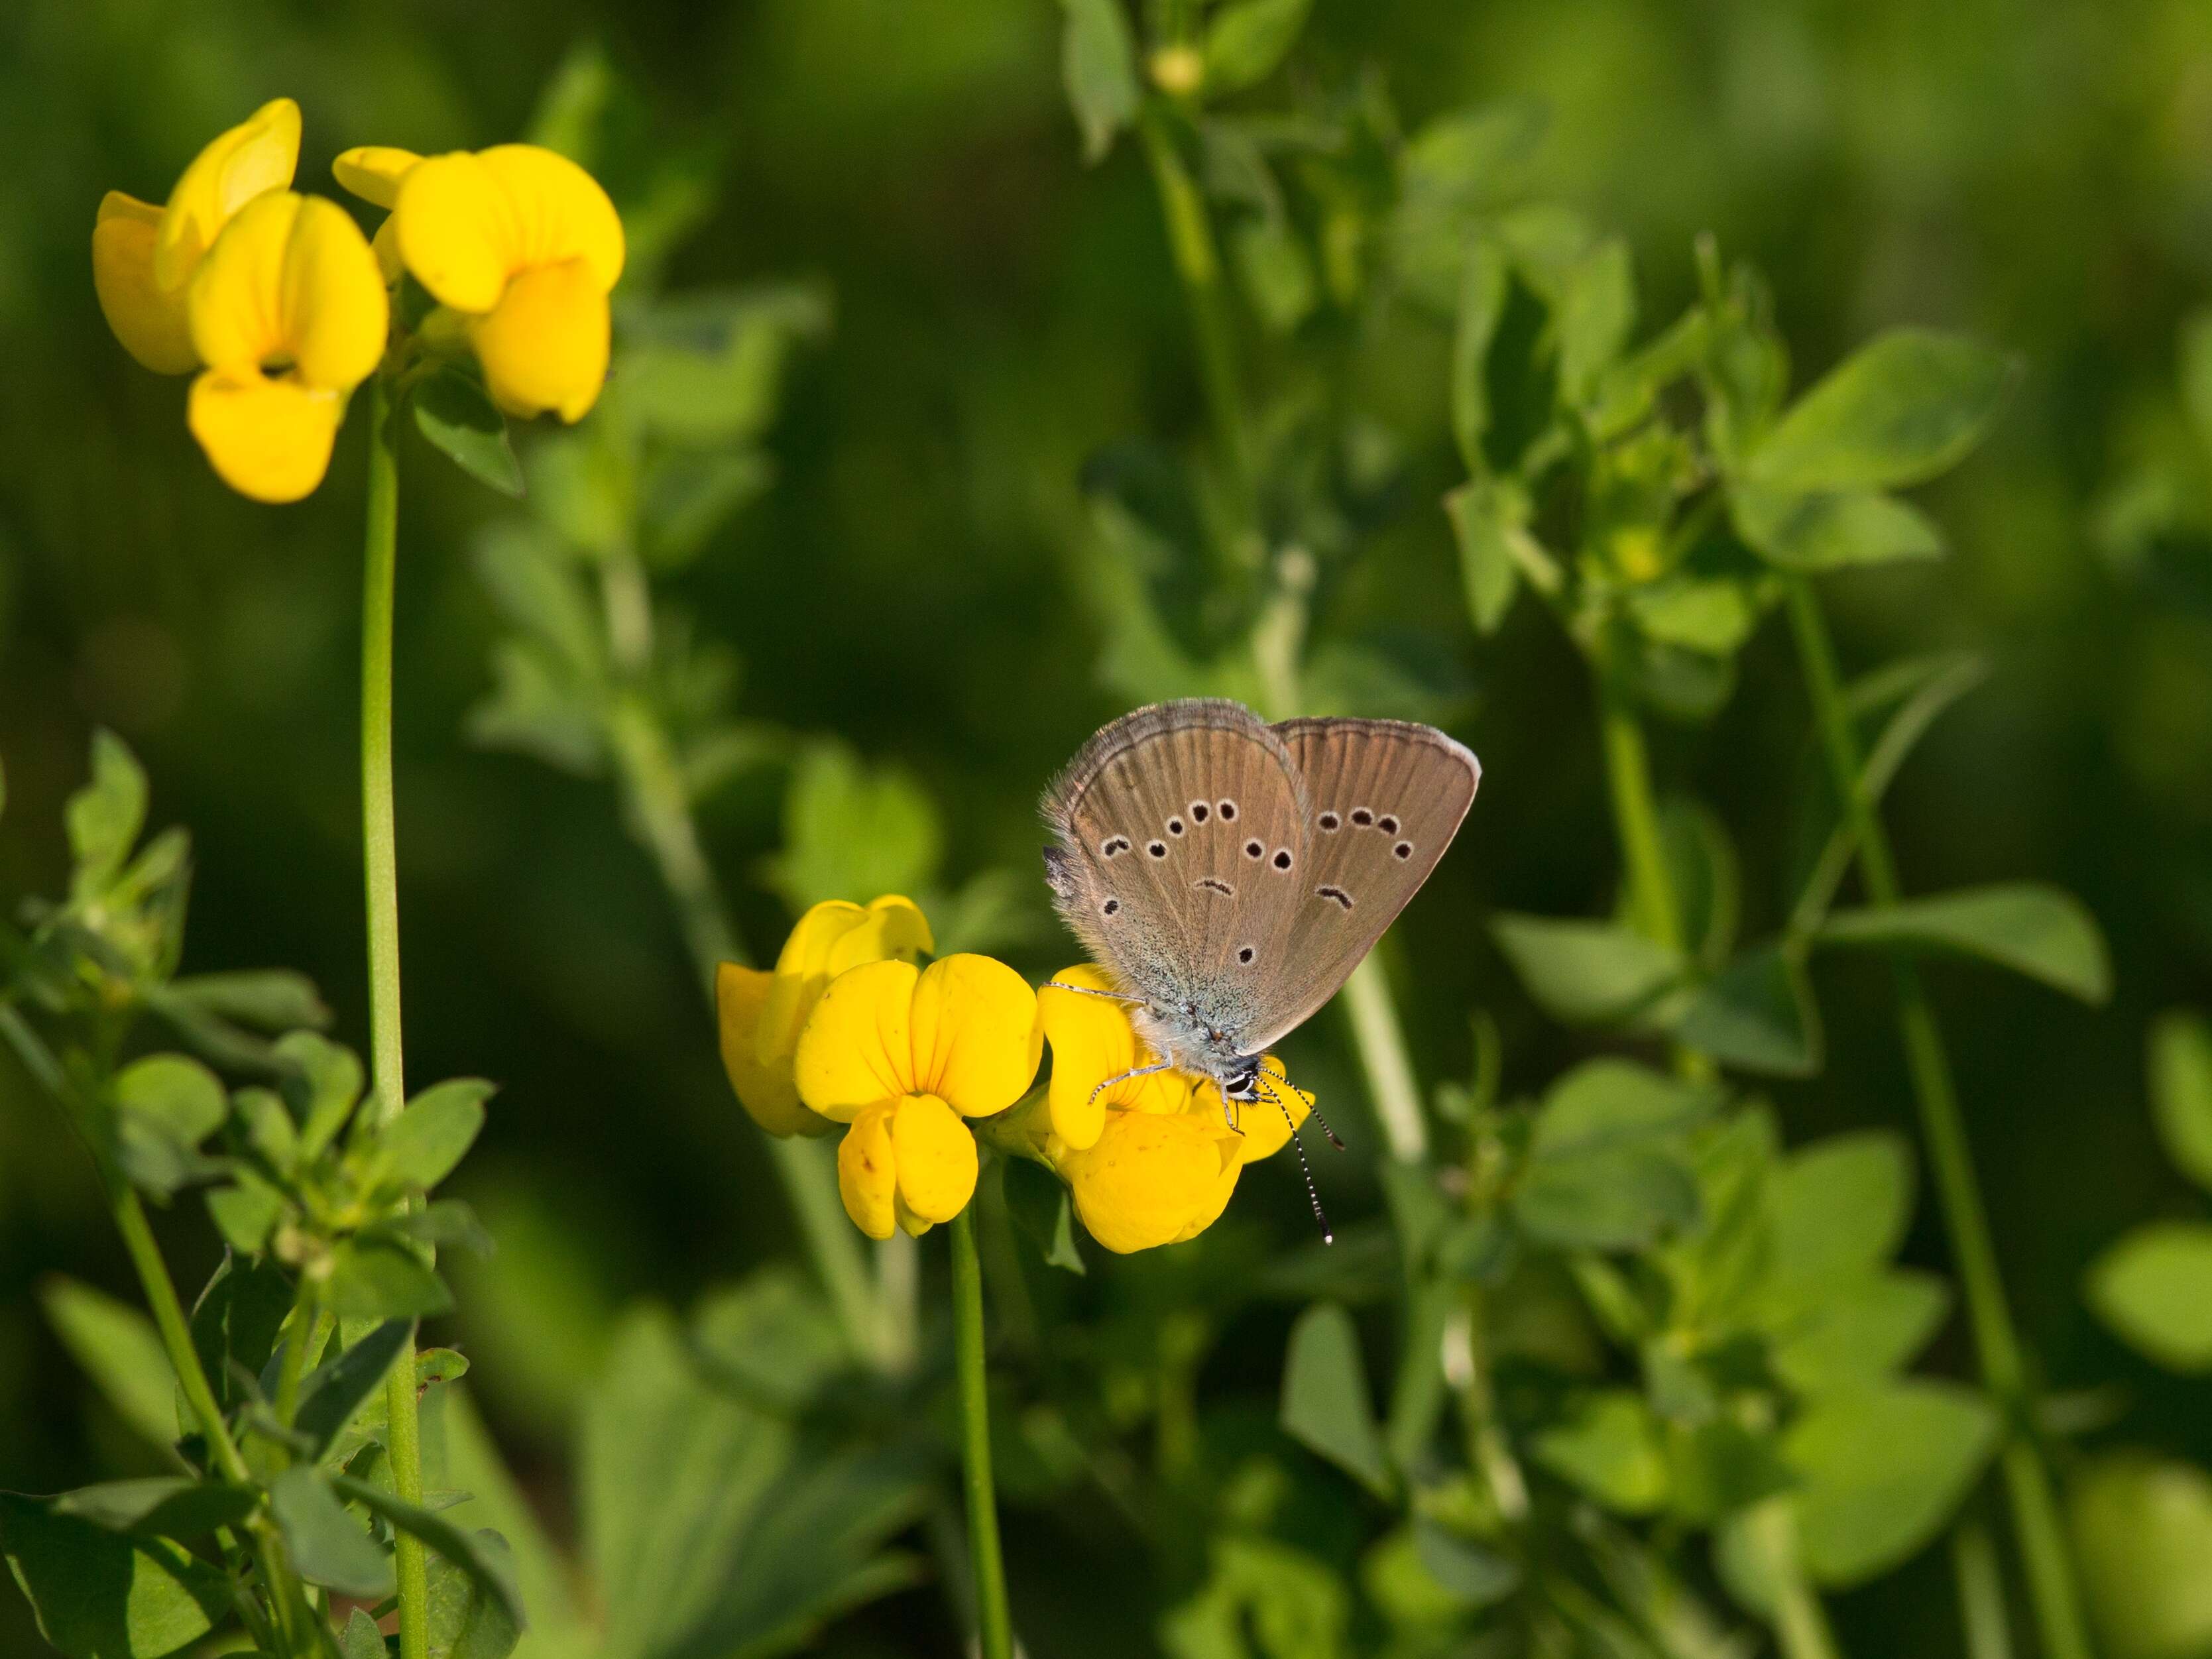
1259 1058 1345 1151
1260 1076 1332 1245
1051 982 1147 1005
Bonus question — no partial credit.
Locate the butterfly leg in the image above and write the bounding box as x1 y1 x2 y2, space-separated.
1088 1059 1175 1107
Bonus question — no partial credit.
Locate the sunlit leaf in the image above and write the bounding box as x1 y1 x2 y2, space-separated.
66 730 148 899
2085 1222 2212 1373
1058 0 1139 163
1732 486 1944 570
2149 1011 2212 1195
0 1493 229 1659
1675 944 1822 1077
271 1466 394 1599
1818 883 2112 1003
39 1279 175 1450
1202 0 1310 94
414 366 523 498
1784 1381 1998 1585
1534 1391 1668 1515
2071 1453 2212 1659
1745 329 2011 493
1280 1302 1392 1497
1490 913 1684 1024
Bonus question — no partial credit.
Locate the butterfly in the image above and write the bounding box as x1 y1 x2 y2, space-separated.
1040 697 1480 1118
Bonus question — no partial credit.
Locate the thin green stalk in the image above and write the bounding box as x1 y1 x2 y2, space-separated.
361 378 430 1659
1139 102 1252 525
111 1182 252 1485
1738 1500 1845 1659
1782 574 2090 1659
949 1208 1014 1659
1953 1518 2015 1659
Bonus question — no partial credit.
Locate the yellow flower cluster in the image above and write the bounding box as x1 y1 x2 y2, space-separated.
93 100 621 503
716 899 1311 1253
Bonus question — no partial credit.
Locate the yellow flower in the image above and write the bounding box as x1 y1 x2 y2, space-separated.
93 98 301 376
183 192 388 502
716 896 932 1139
1038 964 1311 1253
335 143 624 422
794 954 1043 1239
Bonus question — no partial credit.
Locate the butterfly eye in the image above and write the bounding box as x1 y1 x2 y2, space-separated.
1218 799 1238 821
1318 811 1340 831
1191 801 1210 823
1394 842 1413 860
1272 848 1293 870
1244 839 1263 859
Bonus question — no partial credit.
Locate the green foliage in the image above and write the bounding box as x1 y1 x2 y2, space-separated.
1818 883 2113 1003
1782 1383 1999 1586
38 1281 176 1453
0 1495 229 1659
1279 1303 1391 1499
1057 0 1139 163
2087 1223 2212 1373
2071 1455 2212 1659
414 367 525 498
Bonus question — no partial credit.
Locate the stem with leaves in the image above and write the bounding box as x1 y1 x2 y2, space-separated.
360 378 431 1659
1782 573 2090 1659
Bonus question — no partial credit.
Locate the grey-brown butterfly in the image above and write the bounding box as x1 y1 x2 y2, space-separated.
1039 698 1480 1184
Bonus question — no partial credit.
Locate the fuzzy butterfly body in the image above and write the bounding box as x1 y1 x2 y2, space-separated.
1041 699 1480 1104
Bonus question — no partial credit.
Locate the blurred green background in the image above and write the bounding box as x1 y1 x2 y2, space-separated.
5 0 2212 1653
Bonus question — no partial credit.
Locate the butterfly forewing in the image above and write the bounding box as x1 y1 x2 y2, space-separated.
1253 716 1482 1051
1041 701 1309 1020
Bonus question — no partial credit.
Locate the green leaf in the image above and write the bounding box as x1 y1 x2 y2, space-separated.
1771 1271 1951 1395
763 740 943 913
333 1478 527 1633
1731 486 1944 570
188 1252 292 1414
372 1199 496 1259
1515 1145 1700 1251
1746 329 2011 493
40 1279 176 1450
1785 1381 1999 1585
1451 238 1509 475
2071 1453 2212 1659
1489 913 1684 1025
0 1493 229 1659
1058 0 1139 164
1667 1418 1794 1524
375 1078 493 1194
1280 1303 1392 1497
642 449 774 567
1229 217 1315 335
690 1268 853 1414
1534 1391 1668 1514
1002 1159 1086 1276
1444 477 1531 636
1558 239 1636 408
414 367 523 497
472 523 603 681
426 1534 522 1659
1675 944 1823 1076
1818 883 2112 1003
1410 1520 1520 1610
1163 1534 1350 1659
277 1031 365 1161
2086 1222 2212 1373
626 287 827 451
163 970 331 1033
66 730 148 897
205 1175 284 1256
1400 100 1548 211
271 1466 395 1599
111 1053 228 1198
1627 578 1759 656
48 1481 257 1540
1769 1131 1914 1293
1532 1060 1721 1157
327 1240 454 1322
296 1320 415 1458
1202 0 1310 94
2150 1011 2212 1194
341 1607 386 1659
439 1385 584 1640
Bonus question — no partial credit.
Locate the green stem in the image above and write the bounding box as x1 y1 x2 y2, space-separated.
1139 102 1253 526
361 378 430 1659
949 1208 1014 1659
1782 574 2091 1659
1341 960 1428 1161
1740 1500 1846 1659
602 689 902 1372
111 1182 251 1486
1953 1518 2015 1659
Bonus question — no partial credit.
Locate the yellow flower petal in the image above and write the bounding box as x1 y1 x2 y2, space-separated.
1039 965 1191 1151
333 146 421 210
1061 1109 1236 1255
837 1102 899 1240
467 258 609 422
715 962 832 1138
756 897 931 1070
909 954 1042 1119
186 367 343 504
93 193 196 374
156 97 300 292
393 144 624 315
793 958 918 1122
186 192 387 392
1173 1141 1244 1243
891 1094 978 1224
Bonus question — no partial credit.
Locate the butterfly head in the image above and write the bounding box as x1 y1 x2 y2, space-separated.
1219 1056 1267 1103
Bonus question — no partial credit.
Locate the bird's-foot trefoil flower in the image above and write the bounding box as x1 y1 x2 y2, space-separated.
793 954 1043 1239
716 896 933 1139
92 98 388 502
334 143 624 422
1033 965 1311 1253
